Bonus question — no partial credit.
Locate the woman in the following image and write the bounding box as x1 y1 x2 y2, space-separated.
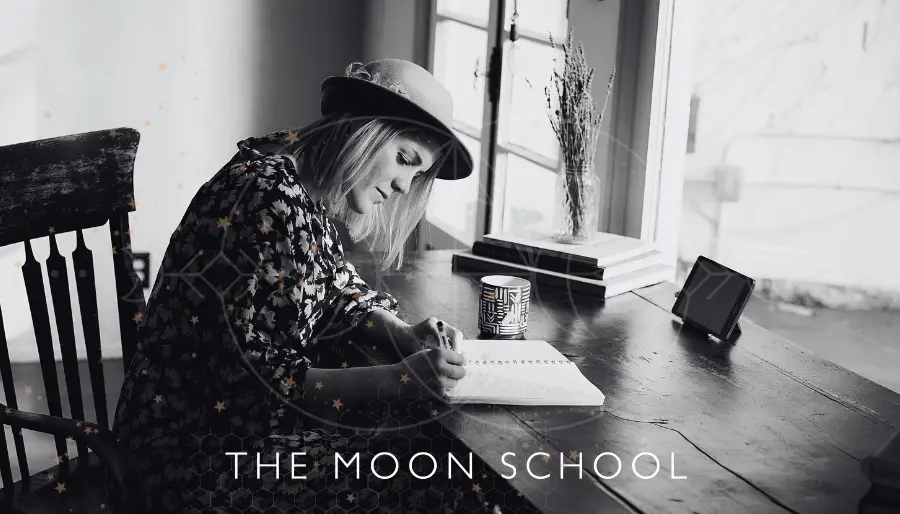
110 59 534 513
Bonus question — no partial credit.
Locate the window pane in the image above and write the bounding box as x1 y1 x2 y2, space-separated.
437 0 489 27
425 131 482 246
504 0 568 40
501 153 556 234
503 38 561 163
432 20 488 133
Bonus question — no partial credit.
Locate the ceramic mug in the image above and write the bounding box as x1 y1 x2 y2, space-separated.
478 275 531 337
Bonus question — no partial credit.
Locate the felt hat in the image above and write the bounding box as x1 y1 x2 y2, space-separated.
320 59 473 181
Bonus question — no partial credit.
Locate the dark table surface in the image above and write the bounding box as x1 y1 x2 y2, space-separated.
349 250 900 514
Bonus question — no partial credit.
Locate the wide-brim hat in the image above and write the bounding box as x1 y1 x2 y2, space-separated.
320 59 473 181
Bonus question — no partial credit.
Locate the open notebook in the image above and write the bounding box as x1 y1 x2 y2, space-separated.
444 340 606 406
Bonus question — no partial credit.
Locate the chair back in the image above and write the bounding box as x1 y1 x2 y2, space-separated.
0 128 145 486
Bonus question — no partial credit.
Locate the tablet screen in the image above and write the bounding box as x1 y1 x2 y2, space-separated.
673 258 751 337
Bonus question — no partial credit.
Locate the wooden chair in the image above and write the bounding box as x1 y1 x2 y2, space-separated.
0 128 146 513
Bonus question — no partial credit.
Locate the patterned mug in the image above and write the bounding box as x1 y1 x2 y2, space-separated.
478 275 531 338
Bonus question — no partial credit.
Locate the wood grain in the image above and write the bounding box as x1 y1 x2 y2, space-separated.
0 127 139 248
349 249 900 514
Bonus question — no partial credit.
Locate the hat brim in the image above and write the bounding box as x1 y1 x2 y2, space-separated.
320 76 473 181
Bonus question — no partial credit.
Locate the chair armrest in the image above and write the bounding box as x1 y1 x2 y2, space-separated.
0 403 144 514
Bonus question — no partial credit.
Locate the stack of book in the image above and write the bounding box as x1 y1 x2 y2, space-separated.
451 230 674 299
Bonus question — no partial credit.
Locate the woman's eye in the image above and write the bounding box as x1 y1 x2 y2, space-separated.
396 152 411 166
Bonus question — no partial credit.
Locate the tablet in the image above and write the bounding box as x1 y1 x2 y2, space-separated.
672 256 755 341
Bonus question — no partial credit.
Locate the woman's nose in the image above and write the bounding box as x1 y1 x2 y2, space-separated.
392 175 412 195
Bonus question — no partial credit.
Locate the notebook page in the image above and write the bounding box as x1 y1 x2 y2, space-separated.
455 340 570 365
445 340 605 406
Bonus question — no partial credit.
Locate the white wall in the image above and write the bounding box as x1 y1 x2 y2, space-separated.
679 0 900 307
0 0 365 362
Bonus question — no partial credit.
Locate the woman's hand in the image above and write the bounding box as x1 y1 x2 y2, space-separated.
398 317 464 357
395 347 466 400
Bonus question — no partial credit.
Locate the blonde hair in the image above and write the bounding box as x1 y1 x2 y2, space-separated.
269 113 445 271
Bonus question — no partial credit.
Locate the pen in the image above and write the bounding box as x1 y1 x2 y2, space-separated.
436 321 449 350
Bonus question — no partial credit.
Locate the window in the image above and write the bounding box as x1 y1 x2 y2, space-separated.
423 0 567 249
419 0 693 271
492 0 569 235
422 0 496 249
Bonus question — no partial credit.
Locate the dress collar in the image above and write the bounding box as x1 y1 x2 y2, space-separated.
237 130 328 212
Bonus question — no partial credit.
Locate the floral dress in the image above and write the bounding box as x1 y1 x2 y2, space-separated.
110 132 527 513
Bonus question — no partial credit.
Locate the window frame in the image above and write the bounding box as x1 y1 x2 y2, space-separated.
416 0 693 270
626 0 693 269
415 0 501 250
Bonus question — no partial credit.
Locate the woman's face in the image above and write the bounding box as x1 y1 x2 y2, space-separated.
348 132 441 214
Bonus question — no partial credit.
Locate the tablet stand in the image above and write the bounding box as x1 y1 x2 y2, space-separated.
681 318 743 342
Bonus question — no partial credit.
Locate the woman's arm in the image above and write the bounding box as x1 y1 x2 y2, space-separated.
354 308 421 358
301 365 397 418
302 347 466 419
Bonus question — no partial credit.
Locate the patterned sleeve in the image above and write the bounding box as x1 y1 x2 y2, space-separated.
322 256 401 336
225 165 316 409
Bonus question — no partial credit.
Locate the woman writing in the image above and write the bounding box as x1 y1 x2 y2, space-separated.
112 59 524 513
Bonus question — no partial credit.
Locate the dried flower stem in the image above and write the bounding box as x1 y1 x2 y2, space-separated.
545 30 616 238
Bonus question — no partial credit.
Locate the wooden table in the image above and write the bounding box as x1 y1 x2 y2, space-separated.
349 250 900 514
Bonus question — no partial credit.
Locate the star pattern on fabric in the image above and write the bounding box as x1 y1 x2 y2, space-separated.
399 373 410 384
153 395 163 403
404 271 414 281
471 483 481 493
111 138 411 510
365 320 375 328
133 312 143 324
284 131 299 143
217 217 231 230
23 385 33 394
346 493 355 503
568 450 580 460
54 482 66 494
